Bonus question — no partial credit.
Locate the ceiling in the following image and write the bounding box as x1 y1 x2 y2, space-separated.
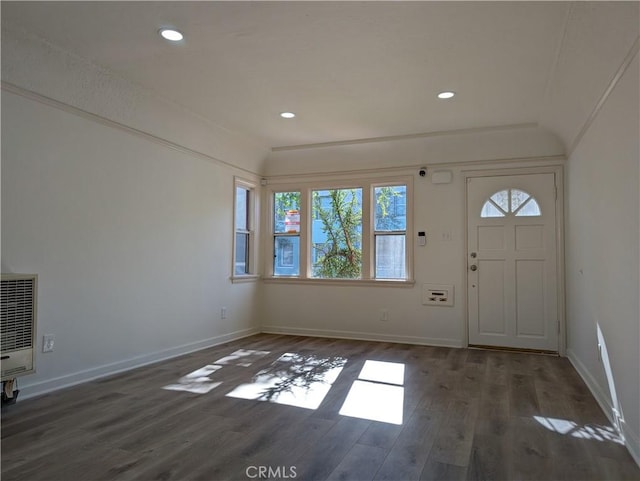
2 1 572 149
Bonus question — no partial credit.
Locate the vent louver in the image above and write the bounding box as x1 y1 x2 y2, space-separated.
1 279 35 351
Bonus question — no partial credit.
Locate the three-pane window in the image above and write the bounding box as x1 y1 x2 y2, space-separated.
270 180 411 281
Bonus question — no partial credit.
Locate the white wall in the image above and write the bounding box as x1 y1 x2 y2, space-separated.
564 52 640 462
1 90 262 398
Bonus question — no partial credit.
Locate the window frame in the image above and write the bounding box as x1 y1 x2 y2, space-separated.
265 176 414 286
372 183 408 280
311 186 365 279
232 177 259 281
272 190 303 277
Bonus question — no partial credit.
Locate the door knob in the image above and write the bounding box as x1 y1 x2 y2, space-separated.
470 265 478 271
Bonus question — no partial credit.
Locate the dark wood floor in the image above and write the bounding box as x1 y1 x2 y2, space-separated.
2 334 639 481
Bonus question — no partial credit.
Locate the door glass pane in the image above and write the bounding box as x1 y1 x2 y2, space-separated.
490 190 509 212
311 189 362 278
510 189 530 211
515 198 542 217
274 236 300 276
375 235 406 279
481 201 506 218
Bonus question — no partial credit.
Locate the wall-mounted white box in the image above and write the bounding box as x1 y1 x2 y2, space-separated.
422 284 454 306
431 170 453 184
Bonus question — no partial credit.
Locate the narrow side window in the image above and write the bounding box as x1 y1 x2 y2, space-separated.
234 182 254 276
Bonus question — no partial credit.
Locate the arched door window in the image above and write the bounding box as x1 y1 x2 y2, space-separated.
480 189 541 218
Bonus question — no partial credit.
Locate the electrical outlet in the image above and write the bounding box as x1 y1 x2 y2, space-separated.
221 307 227 320
380 309 389 321
42 334 55 353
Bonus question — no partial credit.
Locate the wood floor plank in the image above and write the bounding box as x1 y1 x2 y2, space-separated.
294 416 371 481
508 416 551 480
358 420 404 450
467 436 508 481
326 443 388 481
420 459 467 481
374 410 443 481
509 372 540 417
428 398 478 467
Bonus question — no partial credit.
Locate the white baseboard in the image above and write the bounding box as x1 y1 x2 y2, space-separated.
19 327 260 400
567 349 640 468
260 325 463 348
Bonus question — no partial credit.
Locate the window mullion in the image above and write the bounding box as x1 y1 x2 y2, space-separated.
300 188 310 278
361 184 372 279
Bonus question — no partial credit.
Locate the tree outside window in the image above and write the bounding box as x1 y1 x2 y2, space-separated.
312 189 363 279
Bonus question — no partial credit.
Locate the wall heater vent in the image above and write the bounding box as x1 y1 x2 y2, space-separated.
1 274 37 380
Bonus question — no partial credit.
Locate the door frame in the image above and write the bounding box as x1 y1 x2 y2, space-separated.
462 165 566 356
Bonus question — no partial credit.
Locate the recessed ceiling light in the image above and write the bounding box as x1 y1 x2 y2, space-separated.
159 28 184 42
280 112 296 119
437 91 456 99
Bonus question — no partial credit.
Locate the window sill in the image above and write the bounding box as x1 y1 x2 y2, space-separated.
263 277 415 288
230 274 261 284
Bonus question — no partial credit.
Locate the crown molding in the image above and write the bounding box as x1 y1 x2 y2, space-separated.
568 35 640 157
2 81 262 178
271 123 540 152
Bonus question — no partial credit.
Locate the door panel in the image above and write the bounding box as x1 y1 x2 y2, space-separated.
478 226 505 250
515 225 543 250
515 259 545 336
467 173 558 351
477 260 506 335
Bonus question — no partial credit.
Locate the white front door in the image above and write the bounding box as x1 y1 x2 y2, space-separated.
466 173 559 352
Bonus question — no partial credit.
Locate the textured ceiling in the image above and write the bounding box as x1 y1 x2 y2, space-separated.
2 1 572 149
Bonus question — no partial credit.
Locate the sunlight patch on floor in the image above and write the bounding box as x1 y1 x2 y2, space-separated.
163 365 223 394
340 380 404 424
226 352 347 410
214 349 270 367
358 360 405 385
339 360 405 425
533 416 624 444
